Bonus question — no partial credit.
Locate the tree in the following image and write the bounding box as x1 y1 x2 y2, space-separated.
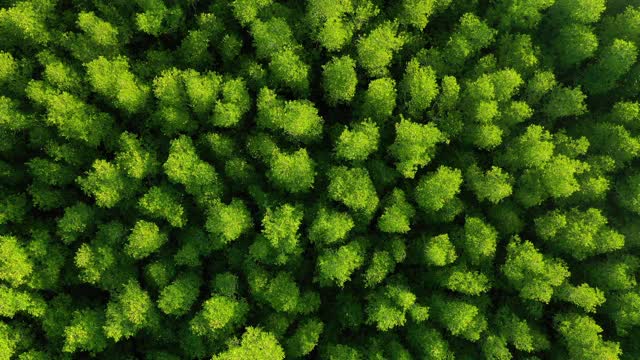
415 166 463 212
115 132 160 180
389 118 446 178
543 86 587 120
250 203 303 265
396 0 435 30
163 135 222 206
553 24 599 69
431 295 487 341
323 55 357 105
466 165 513 203
535 208 625 260
212 78 251 127
157 272 200 316
63 309 108 353
356 21 405 77
256 87 324 143
377 189 415 234
0 236 32 287
212 327 285 360
308 207 354 246
335 120 379 162
582 39 638 95
285 319 324 358
104 280 157 342
125 220 168 260
554 313 621 360
400 59 439 118
205 198 252 248
366 280 427 331
327 166 379 219
190 295 248 337
502 238 570 303
358 77 397 122
421 234 457 267
267 148 316 193
77 159 137 208
85 56 150 113
139 185 186 228
57 202 96 244
317 239 366 287
461 217 498 265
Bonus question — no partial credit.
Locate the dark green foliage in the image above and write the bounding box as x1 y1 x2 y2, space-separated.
1 1 639 359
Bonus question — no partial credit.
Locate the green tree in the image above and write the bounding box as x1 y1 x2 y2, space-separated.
356 21 405 77
125 220 168 260
502 238 570 303
323 56 358 105
335 120 380 162
415 166 463 212
389 118 446 178
212 327 285 360
400 59 439 118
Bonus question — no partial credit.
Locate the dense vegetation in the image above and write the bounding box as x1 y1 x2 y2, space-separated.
2 0 640 358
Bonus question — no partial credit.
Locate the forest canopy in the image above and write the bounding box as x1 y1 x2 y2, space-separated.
2 0 640 359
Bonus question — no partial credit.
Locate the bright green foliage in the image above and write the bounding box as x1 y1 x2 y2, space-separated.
63 309 108 353
268 148 316 193
556 283 606 313
115 132 160 180
617 173 640 214
401 59 439 118
231 0 273 26
190 295 248 337
86 56 149 113
366 283 427 332
502 238 570 303
285 318 324 358
389 118 446 178
139 185 186 228
554 24 599 68
77 160 137 208
397 0 435 29
157 273 200 316
26 82 112 147
317 239 366 287
251 204 303 265
378 189 415 234
205 198 252 248
104 280 157 342
163 135 222 205
57 202 96 244
212 78 251 128
551 0 606 24
421 234 457 267
323 56 358 105
607 290 640 336
335 121 379 162
3 1 640 358
431 295 487 341
327 166 379 219
125 220 168 259
212 327 284 360
415 166 463 212
543 86 588 120
536 208 625 260
462 217 498 265
356 21 405 77
583 39 638 95
358 77 397 122
554 313 622 360
257 87 324 143
0 236 32 287
466 165 513 203
444 13 497 67
269 48 310 96
308 207 354 246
